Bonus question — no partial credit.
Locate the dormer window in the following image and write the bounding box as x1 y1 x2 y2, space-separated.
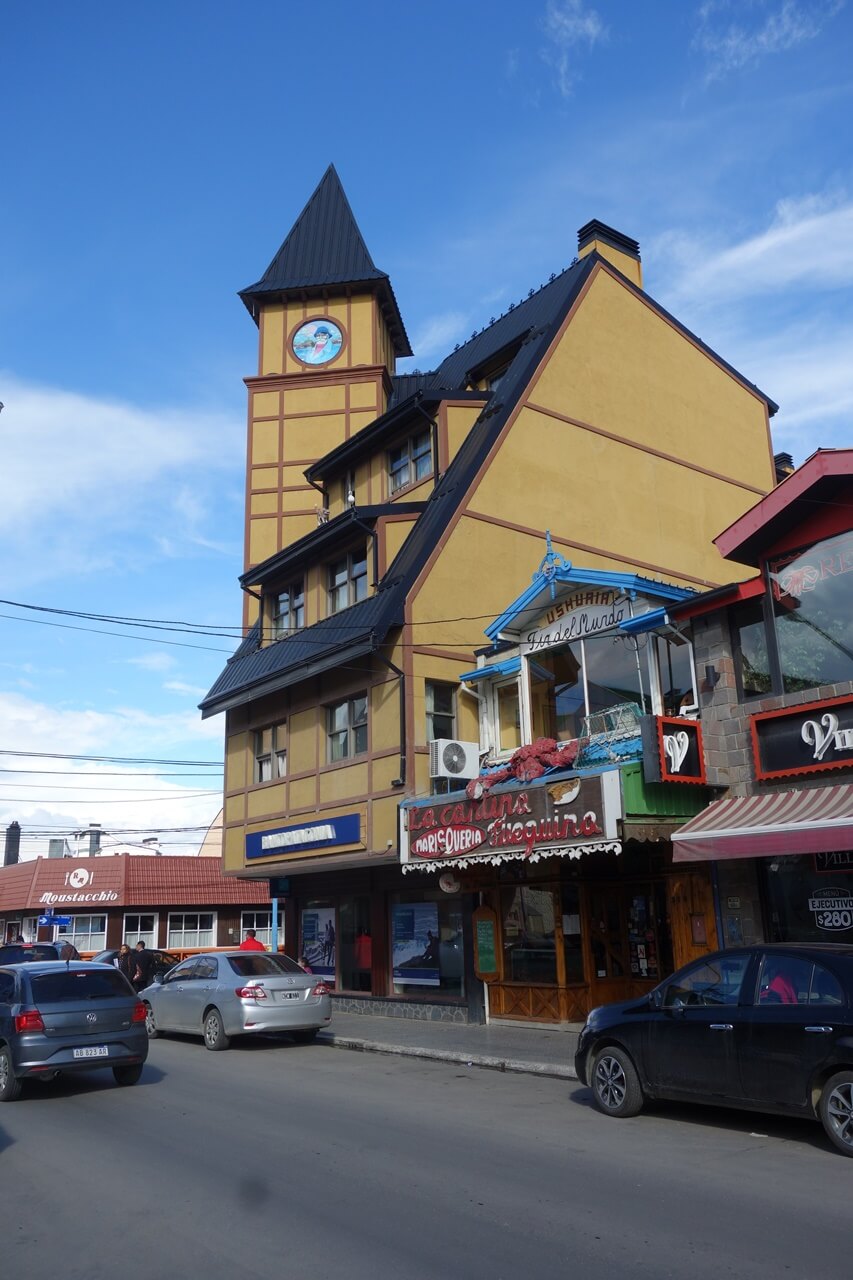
271 581 304 639
328 545 368 614
388 430 432 495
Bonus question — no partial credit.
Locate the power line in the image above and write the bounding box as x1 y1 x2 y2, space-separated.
0 782 222 793
0 790 218 804
0 750 222 765
0 768 223 777
0 611 233 652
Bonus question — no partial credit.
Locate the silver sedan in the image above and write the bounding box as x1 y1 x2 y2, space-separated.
141 951 332 1050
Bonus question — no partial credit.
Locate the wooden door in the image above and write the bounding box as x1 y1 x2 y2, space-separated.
666 867 719 972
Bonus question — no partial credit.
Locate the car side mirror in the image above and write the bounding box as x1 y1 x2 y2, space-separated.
153 973 163 985
669 996 686 1015
650 989 662 1011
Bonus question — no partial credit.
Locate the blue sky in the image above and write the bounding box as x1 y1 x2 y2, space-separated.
2 0 852 856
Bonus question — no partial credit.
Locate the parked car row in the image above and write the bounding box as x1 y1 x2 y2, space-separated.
0 947 332 1101
575 943 853 1157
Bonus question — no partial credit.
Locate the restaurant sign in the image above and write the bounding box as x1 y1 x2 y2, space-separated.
401 773 620 871
642 715 706 785
751 694 853 781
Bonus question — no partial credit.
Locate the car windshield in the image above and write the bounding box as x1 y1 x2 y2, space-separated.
227 954 304 977
30 969 133 1001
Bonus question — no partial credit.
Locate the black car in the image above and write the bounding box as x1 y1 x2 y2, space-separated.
575 943 853 1156
0 962 149 1101
0 943 64 963
90 948 181 981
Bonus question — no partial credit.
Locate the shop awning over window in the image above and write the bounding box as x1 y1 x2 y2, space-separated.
672 784 853 862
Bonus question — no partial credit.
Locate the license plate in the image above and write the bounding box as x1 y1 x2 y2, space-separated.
72 1046 109 1059
280 992 299 1000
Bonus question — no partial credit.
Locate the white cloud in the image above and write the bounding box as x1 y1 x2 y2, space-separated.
694 0 844 83
659 194 853 308
0 691 223 859
125 652 177 673
409 311 471 362
541 0 607 98
164 679 208 696
0 373 242 586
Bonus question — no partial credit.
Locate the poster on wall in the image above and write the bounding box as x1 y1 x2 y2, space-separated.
392 902 440 986
300 907 336 983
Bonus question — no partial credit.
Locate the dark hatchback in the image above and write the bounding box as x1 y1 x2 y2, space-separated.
575 944 853 1156
0 943 64 963
0 962 149 1101
91 948 181 980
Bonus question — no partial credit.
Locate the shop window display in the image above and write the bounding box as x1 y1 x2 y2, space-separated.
339 896 371 992
300 901 336 984
390 892 464 997
764 856 853 945
501 886 557 984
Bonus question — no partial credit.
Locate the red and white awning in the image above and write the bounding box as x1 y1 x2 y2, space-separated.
672 783 853 862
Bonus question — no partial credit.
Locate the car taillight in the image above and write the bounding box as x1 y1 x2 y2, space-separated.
311 982 330 997
15 1010 45 1032
235 986 267 1000
131 1002 147 1023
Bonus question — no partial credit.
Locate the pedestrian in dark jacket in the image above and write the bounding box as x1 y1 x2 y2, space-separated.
115 943 135 982
133 942 155 991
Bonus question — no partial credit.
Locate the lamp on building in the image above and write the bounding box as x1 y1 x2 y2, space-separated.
704 664 720 689
346 490 356 507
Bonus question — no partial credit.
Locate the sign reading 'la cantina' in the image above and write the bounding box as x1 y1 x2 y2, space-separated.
401 774 618 866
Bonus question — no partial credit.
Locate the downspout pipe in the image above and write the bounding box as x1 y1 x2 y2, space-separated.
374 652 406 788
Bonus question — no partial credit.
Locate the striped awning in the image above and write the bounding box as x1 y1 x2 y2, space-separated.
672 783 853 862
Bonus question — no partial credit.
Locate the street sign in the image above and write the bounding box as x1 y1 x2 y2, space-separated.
38 914 54 926
53 916 72 926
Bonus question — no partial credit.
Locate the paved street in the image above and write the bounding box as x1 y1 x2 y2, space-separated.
1 1034 850 1280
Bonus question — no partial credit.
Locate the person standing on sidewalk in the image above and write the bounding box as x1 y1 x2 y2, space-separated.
239 929 266 952
132 941 155 992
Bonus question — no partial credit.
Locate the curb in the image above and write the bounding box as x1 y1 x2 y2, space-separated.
316 1031 577 1080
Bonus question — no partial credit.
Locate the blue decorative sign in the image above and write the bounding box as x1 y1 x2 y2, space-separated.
246 814 360 861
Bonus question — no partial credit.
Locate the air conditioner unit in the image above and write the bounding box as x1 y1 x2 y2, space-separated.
429 739 480 781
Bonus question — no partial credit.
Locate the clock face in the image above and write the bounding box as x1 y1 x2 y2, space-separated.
291 318 343 366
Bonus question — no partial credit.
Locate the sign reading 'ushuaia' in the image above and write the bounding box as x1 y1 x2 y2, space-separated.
405 775 607 862
524 589 629 653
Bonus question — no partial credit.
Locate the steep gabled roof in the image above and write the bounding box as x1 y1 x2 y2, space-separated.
239 165 412 356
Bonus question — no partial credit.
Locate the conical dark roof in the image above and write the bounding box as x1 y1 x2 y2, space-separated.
240 165 411 356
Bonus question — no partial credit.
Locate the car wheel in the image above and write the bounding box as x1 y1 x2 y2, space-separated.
591 1046 644 1118
290 1028 319 1044
0 1045 22 1102
113 1063 144 1087
203 1008 230 1051
144 1003 160 1039
819 1071 853 1157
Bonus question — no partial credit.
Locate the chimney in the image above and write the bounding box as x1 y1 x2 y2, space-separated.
4 821 21 866
577 219 642 289
774 451 795 484
88 823 102 856
48 838 68 859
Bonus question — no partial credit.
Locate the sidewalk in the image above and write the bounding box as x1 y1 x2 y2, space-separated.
317 1012 581 1080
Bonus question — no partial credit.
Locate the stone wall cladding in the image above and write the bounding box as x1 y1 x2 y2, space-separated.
691 608 853 796
330 995 471 1023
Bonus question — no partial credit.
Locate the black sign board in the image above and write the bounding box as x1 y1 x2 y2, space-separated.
814 850 853 875
751 694 853 781
641 715 706 785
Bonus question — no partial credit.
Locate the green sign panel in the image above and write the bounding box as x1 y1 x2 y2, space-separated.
475 917 497 975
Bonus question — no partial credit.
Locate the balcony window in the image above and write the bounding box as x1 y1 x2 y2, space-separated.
496 681 522 752
425 681 455 741
388 430 432 495
271 582 304 639
328 546 368 614
254 723 286 783
327 694 368 762
529 634 652 741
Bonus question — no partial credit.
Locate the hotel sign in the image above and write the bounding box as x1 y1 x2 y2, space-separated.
751 695 853 781
524 589 631 654
246 814 361 861
402 774 617 865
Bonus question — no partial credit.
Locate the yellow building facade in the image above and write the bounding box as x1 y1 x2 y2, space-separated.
202 171 777 1021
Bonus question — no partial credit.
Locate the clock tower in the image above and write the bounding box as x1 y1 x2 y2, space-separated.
239 165 411 613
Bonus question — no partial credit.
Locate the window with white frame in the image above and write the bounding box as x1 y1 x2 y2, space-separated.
328 546 368 614
57 915 107 952
425 681 455 741
168 912 215 949
271 582 304 639
327 693 368 761
123 913 158 948
254 723 286 783
388 430 432 494
241 910 272 948
495 680 522 753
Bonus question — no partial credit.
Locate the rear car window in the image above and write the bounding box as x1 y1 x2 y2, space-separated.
228 954 304 977
30 969 134 1002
